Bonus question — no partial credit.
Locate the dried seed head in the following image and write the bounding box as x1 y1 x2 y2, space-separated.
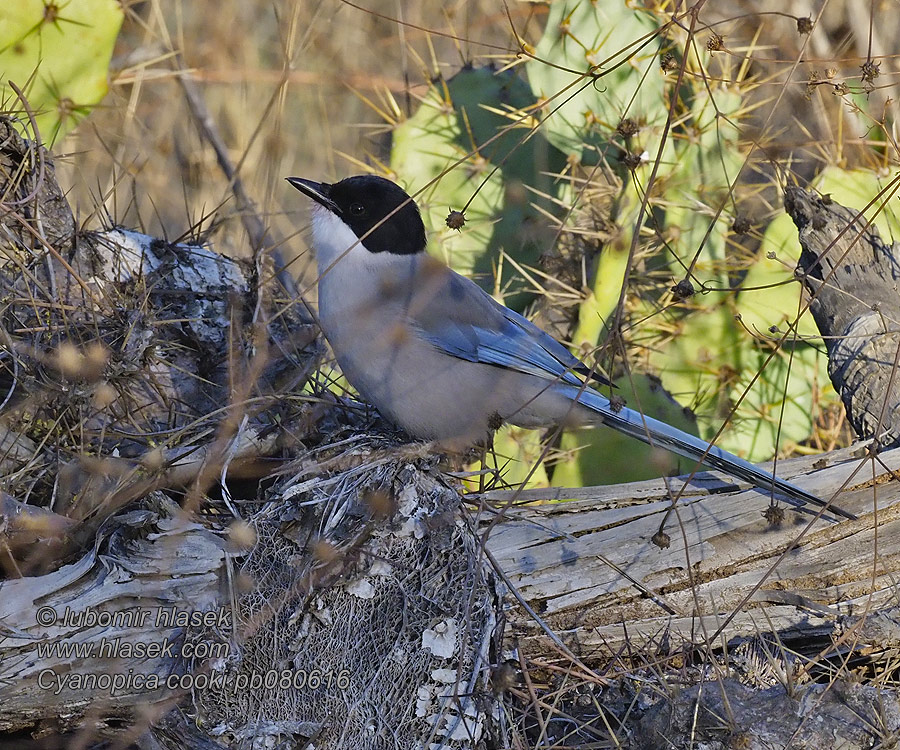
487 411 504 431
616 117 639 139
731 215 752 235
228 519 257 549
53 341 84 377
620 150 644 170
671 278 695 301
446 209 466 230
312 539 340 563
362 488 394 519
141 447 165 471
861 59 881 85
83 341 109 380
796 16 813 35
51 340 109 380
763 504 785 526
92 383 117 409
805 70 821 99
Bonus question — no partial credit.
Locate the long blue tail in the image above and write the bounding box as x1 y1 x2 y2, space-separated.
562 385 854 520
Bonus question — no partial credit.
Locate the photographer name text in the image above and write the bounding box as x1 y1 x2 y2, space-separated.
36 604 230 629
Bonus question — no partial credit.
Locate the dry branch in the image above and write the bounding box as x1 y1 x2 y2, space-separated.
0 113 321 574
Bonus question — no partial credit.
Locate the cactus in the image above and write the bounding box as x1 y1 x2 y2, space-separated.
0 0 123 143
391 65 568 308
386 2 865 485
808 165 900 238
523 1 834 470
527 0 668 168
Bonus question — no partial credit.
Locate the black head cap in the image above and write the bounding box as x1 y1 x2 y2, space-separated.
287 174 426 255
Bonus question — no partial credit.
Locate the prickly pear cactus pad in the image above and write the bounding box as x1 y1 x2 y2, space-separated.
527 0 667 167
379 2 893 483
391 66 568 309
0 0 123 143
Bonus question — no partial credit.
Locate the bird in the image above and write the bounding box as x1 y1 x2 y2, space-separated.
287 173 851 520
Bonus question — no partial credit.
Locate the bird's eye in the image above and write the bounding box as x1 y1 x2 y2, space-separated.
349 203 366 216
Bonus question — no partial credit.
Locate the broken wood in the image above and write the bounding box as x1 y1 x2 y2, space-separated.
484 444 900 652
0 494 226 735
786 186 900 449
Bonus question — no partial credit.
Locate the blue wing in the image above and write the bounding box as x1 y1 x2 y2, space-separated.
413 273 610 388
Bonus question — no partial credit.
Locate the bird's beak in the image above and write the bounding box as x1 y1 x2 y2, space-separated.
286 177 339 214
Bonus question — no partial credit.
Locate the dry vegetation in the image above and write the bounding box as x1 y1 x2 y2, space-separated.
2 0 900 748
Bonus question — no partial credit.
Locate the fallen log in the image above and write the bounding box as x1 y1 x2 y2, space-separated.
484 444 900 651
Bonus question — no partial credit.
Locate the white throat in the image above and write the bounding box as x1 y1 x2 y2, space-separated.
310 206 369 274
310 205 421 278
310 204 421 316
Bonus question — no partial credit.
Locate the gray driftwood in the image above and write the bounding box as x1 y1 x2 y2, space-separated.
485 444 900 650
0 494 226 734
786 186 900 449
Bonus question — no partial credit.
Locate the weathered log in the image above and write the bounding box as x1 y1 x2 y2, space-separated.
485 444 900 652
786 186 900 449
0 455 501 749
0 494 226 735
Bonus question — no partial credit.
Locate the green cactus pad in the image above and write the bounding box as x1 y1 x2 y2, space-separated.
391 65 567 308
0 0 123 143
527 0 666 166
